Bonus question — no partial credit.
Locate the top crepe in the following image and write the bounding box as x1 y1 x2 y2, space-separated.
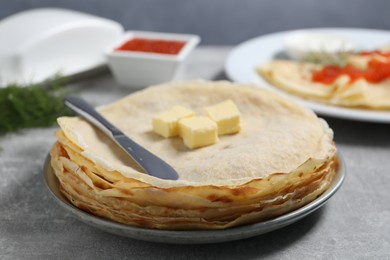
56 80 335 188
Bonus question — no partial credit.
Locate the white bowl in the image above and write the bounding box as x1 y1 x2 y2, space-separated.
105 31 200 88
0 8 123 86
284 31 355 60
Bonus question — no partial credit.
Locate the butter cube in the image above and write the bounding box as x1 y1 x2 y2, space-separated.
152 106 194 138
205 100 241 135
178 116 218 149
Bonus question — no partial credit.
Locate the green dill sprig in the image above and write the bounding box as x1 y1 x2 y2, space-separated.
0 77 75 134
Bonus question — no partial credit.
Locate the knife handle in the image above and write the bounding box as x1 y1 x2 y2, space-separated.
64 96 122 137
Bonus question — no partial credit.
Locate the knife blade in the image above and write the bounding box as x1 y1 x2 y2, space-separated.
64 96 179 180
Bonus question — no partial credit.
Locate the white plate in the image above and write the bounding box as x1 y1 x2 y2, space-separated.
43 154 345 244
225 28 390 123
0 54 107 88
0 60 108 87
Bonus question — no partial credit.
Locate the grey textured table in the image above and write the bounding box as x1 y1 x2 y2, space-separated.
1 47 389 259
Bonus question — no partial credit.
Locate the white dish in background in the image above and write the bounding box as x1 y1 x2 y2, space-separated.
225 28 390 123
0 8 123 87
43 153 345 244
105 31 200 88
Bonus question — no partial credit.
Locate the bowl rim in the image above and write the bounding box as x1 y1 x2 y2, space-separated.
105 30 201 61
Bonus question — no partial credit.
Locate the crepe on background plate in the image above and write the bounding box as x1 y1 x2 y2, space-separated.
50 80 338 230
257 48 390 110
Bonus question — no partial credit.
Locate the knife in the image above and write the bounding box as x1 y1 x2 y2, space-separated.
64 96 179 180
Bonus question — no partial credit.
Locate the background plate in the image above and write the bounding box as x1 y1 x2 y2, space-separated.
225 28 390 123
43 154 345 244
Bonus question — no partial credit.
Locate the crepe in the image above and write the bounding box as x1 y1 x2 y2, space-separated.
50 80 337 230
258 59 390 110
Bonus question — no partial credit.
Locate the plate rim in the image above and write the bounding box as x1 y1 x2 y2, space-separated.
224 27 390 123
43 152 345 244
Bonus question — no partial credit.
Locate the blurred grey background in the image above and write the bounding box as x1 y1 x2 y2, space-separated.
1 0 390 45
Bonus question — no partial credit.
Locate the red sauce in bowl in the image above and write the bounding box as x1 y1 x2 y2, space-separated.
115 38 186 55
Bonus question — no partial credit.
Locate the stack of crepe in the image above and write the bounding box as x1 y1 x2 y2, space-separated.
50 80 338 230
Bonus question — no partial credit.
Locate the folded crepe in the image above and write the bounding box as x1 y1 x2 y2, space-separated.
50 80 337 230
258 60 390 109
